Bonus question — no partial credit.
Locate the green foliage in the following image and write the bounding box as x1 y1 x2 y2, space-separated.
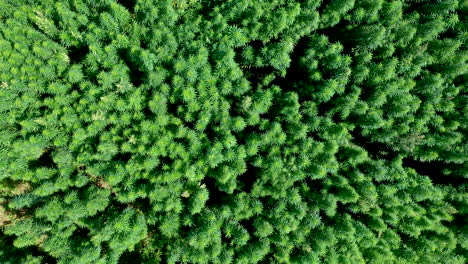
0 0 467 263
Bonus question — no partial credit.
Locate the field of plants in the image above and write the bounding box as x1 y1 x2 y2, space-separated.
0 0 467 263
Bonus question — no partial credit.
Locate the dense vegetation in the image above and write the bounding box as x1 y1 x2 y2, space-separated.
0 0 467 263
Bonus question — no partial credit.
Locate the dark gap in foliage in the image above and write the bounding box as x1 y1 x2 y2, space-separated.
394 230 420 252
239 219 255 234
68 45 89 65
139 39 149 50
317 101 334 119
71 83 80 93
355 83 380 105
243 66 276 89
120 250 164 264
28 148 57 169
204 125 220 143
444 212 467 234
165 124 178 139
72 226 90 239
434 29 458 42
39 92 53 102
444 209 468 256
197 0 221 18
77 24 87 33
335 202 359 220
350 130 397 160
117 48 145 87
100 241 111 258
184 119 195 131
258 254 274 264
119 253 145 264
403 1 450 21
402 158 467 185
84 135 103 155
273 36 309 96
236 163 258 193
1 234 58 263
301 176 326 193
317 21 354 54
424 64 449 78
132 197 152 214
401 1 423 16
235 127 258 146
246 40 264 50
203 176 231 208
219 230 233 251
116 0 137 13
10 123 22 135
97 5 113 15
315 0 332 13
159 155 173 166
165 102 179 119
234 41 278 89
260 37 283 46
109 195 133 212
113 151 132 163
142 106 154 122
330 106 344 124
453 74 467 87
48 10 63 30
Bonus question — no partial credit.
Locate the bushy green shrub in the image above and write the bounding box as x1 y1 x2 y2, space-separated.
0 0 466 263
